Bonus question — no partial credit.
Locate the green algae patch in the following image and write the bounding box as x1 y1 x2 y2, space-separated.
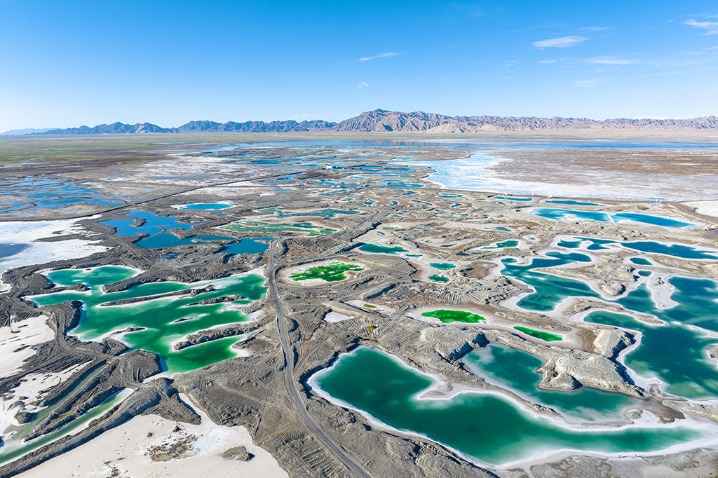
429 262 455 270
359 243 408 254
428 274 449 283
514 326 563 342
422 309 485 324
290 262 363 283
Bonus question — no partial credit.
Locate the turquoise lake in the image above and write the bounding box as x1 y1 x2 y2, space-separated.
464 345 636 421
312 347 704 466
531 208 693 228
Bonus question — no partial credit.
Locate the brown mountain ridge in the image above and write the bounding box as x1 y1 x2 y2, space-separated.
20 109 718 135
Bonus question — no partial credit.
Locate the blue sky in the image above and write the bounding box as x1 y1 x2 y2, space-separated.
1 0 718 130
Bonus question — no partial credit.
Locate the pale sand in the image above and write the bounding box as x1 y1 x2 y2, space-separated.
324 310 353 322
0 219 107 292
682 200 718 218
16 394 288 478
0 315 54 377
1 363 87 438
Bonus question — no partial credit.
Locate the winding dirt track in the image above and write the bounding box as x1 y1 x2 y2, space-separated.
268 246 371 478
266 210 386 478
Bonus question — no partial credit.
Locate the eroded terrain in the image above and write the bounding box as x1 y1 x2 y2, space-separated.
1 136 718 478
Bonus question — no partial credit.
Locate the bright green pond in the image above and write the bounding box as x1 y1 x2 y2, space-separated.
312 347 703 466
291 262 363 282
29 266 267 374
514 326 563 342
428 274 449 283
422 309 485 324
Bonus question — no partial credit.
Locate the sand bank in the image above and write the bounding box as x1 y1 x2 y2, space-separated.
16 394 288 478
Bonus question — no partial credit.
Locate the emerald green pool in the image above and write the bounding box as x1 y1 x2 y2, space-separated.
358 243 409 254
29 266 267 374
311 347 704 466
429 262 456 270
428 273 449 283
464 345 635 421
514 326 563 342
291 262 363 282
630 257 653 266
421 309 485 324
484 240 519 249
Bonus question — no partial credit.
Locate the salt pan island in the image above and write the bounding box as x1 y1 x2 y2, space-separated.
1 132 718 478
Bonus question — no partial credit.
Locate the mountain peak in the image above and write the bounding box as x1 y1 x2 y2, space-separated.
27 110 718 135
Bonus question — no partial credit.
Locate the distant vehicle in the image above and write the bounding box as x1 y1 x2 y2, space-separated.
324 165 333 170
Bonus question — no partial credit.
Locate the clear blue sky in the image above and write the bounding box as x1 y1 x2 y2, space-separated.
1 0 718 130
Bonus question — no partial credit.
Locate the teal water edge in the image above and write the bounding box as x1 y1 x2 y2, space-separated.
30 265 267 374
311 347 704 466
499 247 718 399
464 345 635 422
358 243 409 254
531 208 693 228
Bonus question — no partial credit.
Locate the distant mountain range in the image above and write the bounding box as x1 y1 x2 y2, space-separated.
4 110 718 135
0 128 53 136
